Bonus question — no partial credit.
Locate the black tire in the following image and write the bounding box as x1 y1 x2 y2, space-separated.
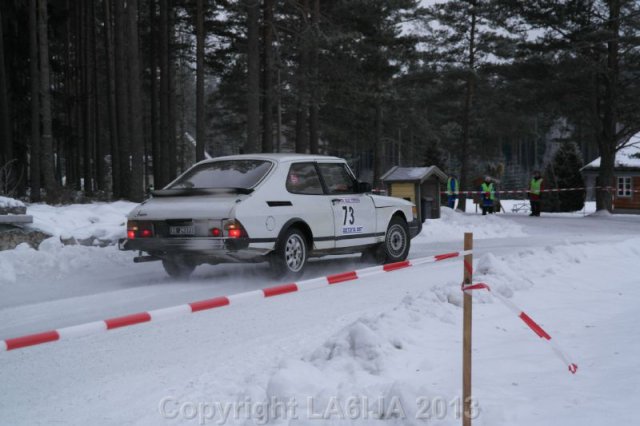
269 227 308 279
381 216 410 263
162 257 196 279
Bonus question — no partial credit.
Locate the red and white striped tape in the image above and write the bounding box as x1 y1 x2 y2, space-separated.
443 187 593 196
441 185 635 196
0 250 471 353
463 282 578 374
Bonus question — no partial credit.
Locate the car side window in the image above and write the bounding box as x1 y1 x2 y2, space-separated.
286 163 324 195
317 163 356 194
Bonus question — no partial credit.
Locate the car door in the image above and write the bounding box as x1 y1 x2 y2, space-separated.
285 162 335 250
316 162 378 248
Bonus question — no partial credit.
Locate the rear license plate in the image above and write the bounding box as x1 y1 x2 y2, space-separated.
169 225 195 236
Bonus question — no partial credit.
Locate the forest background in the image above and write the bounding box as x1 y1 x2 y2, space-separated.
0 0 639 212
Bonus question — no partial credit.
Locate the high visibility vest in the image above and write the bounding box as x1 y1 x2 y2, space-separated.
447 177 458 195
530 178 543 195
481 182 495 200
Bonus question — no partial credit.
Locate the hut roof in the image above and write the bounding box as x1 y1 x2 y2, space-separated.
381 166 448 183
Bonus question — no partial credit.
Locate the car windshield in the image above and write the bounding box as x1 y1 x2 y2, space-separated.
167 160 272 190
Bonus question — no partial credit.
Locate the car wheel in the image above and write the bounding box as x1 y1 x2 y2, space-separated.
162 257 195 279
381 216 410 263
269 227 308 278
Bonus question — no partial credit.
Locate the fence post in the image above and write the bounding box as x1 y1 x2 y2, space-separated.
462 232 473 426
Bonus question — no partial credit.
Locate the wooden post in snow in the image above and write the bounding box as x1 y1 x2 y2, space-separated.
462 232 473 426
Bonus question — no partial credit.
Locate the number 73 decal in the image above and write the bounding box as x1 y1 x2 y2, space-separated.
342 206 355 225
341 206 363 234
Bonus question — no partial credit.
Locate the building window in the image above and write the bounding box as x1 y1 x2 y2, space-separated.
617 176 632 197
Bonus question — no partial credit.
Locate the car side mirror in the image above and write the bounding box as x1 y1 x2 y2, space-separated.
357 181 372 193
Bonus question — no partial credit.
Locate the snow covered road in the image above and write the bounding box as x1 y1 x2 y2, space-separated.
0 210 636 339
1 207 639 425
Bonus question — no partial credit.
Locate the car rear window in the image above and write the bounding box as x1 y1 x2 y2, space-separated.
168 160 273 190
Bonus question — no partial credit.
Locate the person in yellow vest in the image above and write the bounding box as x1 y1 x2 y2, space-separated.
480 176 495 215
446 175 459 209
528 171 544 216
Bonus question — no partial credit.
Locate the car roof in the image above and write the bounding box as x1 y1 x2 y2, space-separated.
198 153 344 164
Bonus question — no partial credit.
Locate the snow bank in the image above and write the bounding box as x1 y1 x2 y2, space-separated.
25 201 136 243
417 207 527 242
259 292 463 425
0 195 25 208
0 201 136 288
0 238 135 286
236 237 640 425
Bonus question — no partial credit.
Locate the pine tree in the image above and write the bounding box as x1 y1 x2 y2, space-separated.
423 0 522 211
543 142 585 212
498 0 640 211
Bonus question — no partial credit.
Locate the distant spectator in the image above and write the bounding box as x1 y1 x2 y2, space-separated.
446 174 459 209
528 170 544 217
480 176 495 215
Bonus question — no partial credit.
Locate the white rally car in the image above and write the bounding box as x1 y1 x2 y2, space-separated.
120 154 421 278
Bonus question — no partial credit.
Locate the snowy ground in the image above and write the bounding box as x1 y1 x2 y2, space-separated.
1 201 639 425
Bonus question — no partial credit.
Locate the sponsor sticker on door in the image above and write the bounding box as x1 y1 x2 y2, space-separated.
342 226 364 234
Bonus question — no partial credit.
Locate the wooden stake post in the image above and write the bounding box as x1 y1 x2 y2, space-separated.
462 233 473 426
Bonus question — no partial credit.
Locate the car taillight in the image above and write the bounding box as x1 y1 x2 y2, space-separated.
228 228 242 238
223 220 248 238
211 227 221 237
127 221 153 238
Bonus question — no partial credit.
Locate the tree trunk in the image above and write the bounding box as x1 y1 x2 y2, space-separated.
37 0 59 202
294 0 310 154
91 0 104 191
0 11 18 196
596 0 620 212
276 67 282 152
114 0 131 197
63 0 75 190
262 0 274 153
149 0 160 189
29 0 41 202
127 0 144 201
195 0 205 162
159 0 170 186
373 98 384 187
246 0 260 154
72 1 82 191
167 5 177 180
82 0 94 196
308 0 319 154
0 8 15 187
457 0 476 212
103 0 120 197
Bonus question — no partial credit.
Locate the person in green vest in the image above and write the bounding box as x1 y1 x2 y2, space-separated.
480 176 495 215
528 170 544 216
446 174 459 209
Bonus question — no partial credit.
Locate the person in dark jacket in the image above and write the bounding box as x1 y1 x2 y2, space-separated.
446 175 459 209
528 171 544 216
480 176 495 215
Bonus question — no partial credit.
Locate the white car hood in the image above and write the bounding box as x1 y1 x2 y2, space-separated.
127 194 246 220
368 194 414 208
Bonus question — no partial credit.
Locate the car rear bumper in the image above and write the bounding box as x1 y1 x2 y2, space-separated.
118 237 270 256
